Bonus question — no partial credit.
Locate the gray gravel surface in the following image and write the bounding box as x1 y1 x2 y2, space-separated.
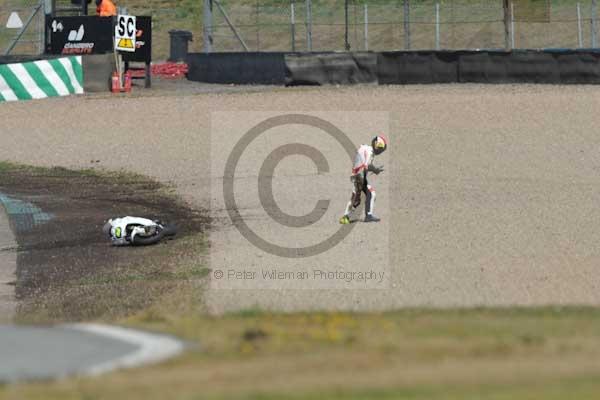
1 84 600 312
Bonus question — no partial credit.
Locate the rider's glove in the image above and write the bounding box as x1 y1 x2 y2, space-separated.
369 164 384 175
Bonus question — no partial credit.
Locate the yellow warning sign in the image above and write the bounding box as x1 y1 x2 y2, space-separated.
117 38 134 50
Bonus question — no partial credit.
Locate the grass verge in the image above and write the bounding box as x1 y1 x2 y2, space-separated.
2 307 600 399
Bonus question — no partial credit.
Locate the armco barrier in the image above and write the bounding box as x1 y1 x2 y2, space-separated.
458 51 559 83
554 51 600 83
187 52 286 84
0 56 83 102
285 53 377 85
187 50 600 85
377 51 458 84
457 50 600 83
187 52 376 86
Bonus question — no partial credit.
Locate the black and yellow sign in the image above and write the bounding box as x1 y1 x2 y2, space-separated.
114 14 136 52
116 38 134 50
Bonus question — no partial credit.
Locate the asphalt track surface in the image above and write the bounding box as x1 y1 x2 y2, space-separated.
0 203 16 322
0 323 184 382
0 325 135 382
1 84 600 313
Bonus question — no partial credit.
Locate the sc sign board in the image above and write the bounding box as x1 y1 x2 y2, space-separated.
115 15 136 52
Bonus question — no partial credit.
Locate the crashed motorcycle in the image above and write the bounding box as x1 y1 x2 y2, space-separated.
102 216 177 246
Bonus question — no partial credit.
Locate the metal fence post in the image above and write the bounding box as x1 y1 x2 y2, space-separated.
306 0 312 51
256 0 260 51
344 0 350 50
291 1 296 52
364 3 368 51
503 0 510 50
203 0 213 53
403 0 410 50
44 0 52 51
213 0 249 51
353 1 358 51
435 2 440 50
38 0 44 54
577 2 583 48
511 2 515 49
592 0 598 48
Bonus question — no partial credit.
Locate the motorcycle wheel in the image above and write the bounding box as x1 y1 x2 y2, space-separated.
130 224 177 246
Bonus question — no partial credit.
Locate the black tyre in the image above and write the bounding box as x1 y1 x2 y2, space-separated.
161 224 178 237
130 225 177 246
130 231 164 246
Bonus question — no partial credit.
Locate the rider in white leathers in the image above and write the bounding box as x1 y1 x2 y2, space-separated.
340 135 387 224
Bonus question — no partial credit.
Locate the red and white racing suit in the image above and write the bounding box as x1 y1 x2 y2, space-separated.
343 144 377 217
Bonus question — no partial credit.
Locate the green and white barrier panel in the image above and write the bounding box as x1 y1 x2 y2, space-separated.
0 56 83 102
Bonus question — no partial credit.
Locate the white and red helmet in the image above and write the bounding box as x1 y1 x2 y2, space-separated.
372 135 388 155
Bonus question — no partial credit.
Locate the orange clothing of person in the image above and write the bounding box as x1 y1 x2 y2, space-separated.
97 0 117 17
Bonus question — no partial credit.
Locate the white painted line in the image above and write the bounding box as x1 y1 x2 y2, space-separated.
66 324 185 376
